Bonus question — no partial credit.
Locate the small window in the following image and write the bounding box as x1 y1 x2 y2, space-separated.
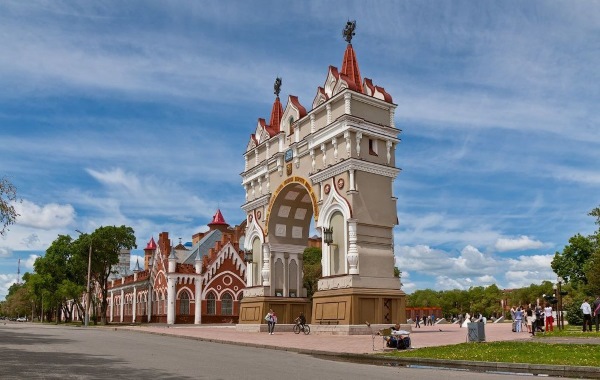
207 292 216 315
369 139 378 156
221 293 233 316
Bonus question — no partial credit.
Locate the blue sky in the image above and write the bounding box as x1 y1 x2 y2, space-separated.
1 1 599 300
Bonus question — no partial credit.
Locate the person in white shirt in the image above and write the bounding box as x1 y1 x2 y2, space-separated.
581 299 592 332
544 304 554 332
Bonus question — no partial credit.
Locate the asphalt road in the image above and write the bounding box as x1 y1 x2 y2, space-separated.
0 323 562 379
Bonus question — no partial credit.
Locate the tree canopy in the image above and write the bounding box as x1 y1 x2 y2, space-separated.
0 176 20 236
551 205 600 289
302 247 322 299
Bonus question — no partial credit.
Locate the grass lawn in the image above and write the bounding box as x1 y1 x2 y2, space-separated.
383 341 600 367
538 325 600 338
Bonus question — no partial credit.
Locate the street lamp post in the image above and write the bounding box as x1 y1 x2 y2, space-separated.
556 277 566 330
76 230 93 327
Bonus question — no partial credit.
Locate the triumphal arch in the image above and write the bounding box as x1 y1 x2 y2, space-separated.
239 22 406 332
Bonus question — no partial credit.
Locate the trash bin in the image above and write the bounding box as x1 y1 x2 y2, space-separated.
467 322 486 342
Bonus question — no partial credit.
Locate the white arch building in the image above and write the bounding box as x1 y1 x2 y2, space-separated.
239 26 406 331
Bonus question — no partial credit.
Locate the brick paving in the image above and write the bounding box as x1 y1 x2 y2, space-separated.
116 322 533 355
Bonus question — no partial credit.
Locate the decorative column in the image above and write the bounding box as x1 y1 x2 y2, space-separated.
109 291 114 323
194 277 202 324
332 137 338 161
147 284 152 323
167 275 176 325
349 169 356 191
390 107 395 129
297 254 303 297
326 104 332 125
310 149 315 172
310 114 315 133
344 92 352 114
261 244 271 287
194 254 202 324
347 219 359 275
321 143 327 166
265 173 270 192
119 289 124 323
283 253 289 297
344 131 351 158
132 286 137 323
386 140 393 165
167 249 177 325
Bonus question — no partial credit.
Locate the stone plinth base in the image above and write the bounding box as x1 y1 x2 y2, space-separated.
239 296 311 325
311 287 406 326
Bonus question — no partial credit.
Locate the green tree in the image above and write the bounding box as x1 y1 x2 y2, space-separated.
0 176 21 236
551 233 595 286
302 247 322 299
81 225 136 325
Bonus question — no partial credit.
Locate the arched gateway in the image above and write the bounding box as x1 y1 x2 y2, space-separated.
239 22 407 333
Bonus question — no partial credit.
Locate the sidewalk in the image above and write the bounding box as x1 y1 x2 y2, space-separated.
115 322 532 355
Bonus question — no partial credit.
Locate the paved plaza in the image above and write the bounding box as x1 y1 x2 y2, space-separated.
117 322 532 355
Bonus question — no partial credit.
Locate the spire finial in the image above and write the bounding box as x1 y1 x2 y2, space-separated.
343 20 356 44
274 77 282 98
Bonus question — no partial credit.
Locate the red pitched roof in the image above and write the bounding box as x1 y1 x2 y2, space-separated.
209 209 228 226
341 44 363 93
145 237 157 250
268 97 283 132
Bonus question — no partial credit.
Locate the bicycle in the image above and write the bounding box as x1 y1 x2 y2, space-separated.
293 322 310 335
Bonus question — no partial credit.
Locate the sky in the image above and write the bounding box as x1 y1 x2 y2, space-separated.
1 1 599 300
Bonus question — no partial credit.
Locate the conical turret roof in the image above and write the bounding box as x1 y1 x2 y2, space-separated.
341 43 363 93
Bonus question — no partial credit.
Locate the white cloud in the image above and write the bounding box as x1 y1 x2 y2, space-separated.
23 254 39 270
0 273 18 299
0 246 11 257
495 235 548 252
14 200 75 230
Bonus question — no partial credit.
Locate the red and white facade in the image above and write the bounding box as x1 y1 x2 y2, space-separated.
105 210 248 324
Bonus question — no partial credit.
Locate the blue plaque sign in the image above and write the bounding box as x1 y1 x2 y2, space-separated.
285 149 293 162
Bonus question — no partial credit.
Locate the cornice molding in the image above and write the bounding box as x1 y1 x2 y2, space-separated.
310 158 401 183
242 194 271 212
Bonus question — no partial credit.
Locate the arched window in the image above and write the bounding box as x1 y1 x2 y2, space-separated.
221 293 233 316
252 238 262 286
207 292 216 315
288 116 295 135
179 291 190 315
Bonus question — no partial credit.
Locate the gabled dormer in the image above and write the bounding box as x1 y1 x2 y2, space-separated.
364 78 393 103
281 95 308 136
312 86 329 109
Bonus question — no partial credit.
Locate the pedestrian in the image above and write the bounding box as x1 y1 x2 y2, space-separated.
514 307 523 333
415 314 421 328
544 303 553 332
593 295 600 332
581 299 592 332
526 305 535 336
510 306 516 332
265 309 277 335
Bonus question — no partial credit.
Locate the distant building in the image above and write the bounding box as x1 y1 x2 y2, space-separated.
101 210 248 324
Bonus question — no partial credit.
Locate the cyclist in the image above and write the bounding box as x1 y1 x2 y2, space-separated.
295 312 306 330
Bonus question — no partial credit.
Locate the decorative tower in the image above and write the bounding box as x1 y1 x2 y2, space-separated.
240 21 405 332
